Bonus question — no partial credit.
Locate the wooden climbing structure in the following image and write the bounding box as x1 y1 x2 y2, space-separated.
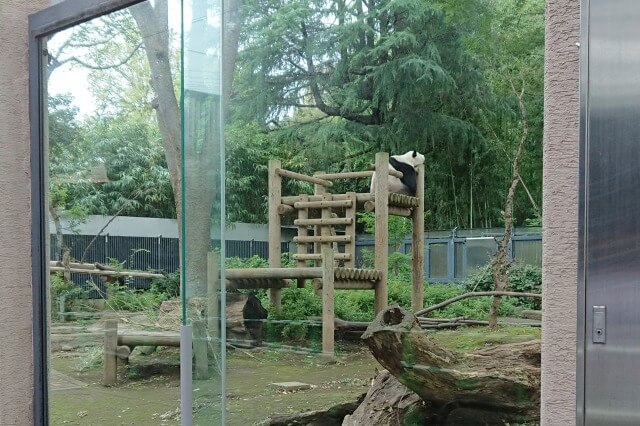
225 152 425 360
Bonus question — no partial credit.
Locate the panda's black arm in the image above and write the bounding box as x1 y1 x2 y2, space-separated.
389 157 418 196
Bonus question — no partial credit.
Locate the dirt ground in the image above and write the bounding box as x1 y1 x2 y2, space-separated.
49 326 540 425
50 343 377 425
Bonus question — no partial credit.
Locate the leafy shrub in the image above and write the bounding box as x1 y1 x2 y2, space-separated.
463 263 542 310
105 283 167 312
150 271 180 298
225 255 268 269
50 273 91 318
423 283 519 319
264 285 322 342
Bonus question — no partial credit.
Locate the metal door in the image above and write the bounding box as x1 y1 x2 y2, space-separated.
580 0 640 423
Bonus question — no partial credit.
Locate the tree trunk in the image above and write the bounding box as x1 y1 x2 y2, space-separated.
342 370 427 425
361 306 540 424
488 79 529 327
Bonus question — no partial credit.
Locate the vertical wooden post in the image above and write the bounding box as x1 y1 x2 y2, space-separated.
412 163 425 311
374 153 389 314
321 194 332 263
207 251 220 354
345 192 357 268
103 318 118 386
321 246 335 362
268 160 282 310
296 195 309 288
313 176 326 267
193 319 209 379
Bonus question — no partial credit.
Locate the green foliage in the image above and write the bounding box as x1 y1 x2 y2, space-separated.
149 272 180 298
265 286 322 342
50 274 91 318
225 255 269 269
331 281 519 322
358 213 412 250
463 263 542 309
105 283 167 312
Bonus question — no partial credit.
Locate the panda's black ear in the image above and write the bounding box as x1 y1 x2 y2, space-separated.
412 150 417 158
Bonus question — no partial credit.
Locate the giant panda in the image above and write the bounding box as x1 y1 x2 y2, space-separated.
370 150 425 196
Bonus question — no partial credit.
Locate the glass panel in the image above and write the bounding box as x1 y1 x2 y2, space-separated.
513 239 542 267
214 0 543 421
45 1 185 422
465 237 497 276
429 243 448 279
454 241 464 279
182 0 225 422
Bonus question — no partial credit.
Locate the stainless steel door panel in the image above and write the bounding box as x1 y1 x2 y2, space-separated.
584 0 640 423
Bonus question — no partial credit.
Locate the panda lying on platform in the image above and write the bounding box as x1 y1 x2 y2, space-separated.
370 150 425 197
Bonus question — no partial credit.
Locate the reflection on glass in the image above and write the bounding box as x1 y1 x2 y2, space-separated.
513 239 542 267
216 0 543 419
429 243 448 278
182 0 225 422
46 1 184 423
465 237 498 276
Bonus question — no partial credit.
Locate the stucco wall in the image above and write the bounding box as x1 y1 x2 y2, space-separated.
0 1 47 423
542 0 580 424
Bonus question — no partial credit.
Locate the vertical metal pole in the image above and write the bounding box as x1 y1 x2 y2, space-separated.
180 324 193 426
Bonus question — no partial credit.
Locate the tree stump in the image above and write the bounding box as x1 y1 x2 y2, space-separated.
360 306 540 424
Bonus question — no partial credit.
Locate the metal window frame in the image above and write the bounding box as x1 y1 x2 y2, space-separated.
29 1 147 423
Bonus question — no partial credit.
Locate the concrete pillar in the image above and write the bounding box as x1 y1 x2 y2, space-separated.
542 0 580 423
0 0 49 423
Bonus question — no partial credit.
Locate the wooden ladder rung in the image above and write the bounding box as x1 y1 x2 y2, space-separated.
294 235 352 243
294 218 352 226
292 253 351 261
293 200 353 209
314 280 376 290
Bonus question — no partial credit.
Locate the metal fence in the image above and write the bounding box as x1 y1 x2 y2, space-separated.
51 228 541 295
349 228 542 283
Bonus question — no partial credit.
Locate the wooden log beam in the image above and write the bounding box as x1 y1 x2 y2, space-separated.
118 333 180 347
50 266 163 279
276 168 333 187
314 279 376 290
294 217 353 226
362 306 540 423
313 171 374 180
363 200 412 217
226 268 323 279
293 200 353 209
292 253 351 261
294 235 352 243
277 204 295 215
226 278 291 290
281 193 374 205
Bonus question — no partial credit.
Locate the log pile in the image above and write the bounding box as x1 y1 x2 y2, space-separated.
351 306 541 425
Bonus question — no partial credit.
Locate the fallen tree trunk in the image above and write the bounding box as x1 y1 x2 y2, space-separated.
360 306 540 424
342 370 428 425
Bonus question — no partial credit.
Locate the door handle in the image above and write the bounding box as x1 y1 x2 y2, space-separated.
593 305 606 344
